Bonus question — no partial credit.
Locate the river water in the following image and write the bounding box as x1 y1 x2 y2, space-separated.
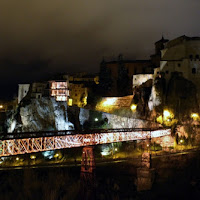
0 151 200 200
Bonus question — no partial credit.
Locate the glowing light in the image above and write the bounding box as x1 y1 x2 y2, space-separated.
54 153 59 158
56 96 67 101
30 155 36 159
156 115 163 124
157 110 177 126
180 139 184 144
114 148 118 151
42 151 54 159
0 105 3 109
68 98 73 106
130 104 137 111
16 157 19 161
163 110 171 118
191 113 199 120
94 118 98 122
102 98 116 106
163 109 174 120
101 151 110 156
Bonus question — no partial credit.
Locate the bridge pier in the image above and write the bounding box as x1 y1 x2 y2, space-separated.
136 152 155 191
80 146 96 200
81 146 96 173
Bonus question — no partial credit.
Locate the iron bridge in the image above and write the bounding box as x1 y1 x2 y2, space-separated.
0 128 171 157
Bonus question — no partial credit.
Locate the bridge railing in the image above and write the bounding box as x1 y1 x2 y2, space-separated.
0 127 169 140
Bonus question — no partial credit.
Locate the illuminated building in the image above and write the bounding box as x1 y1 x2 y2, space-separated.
69 83 88 107
158 36 200 93
68 73 99 107
18 82 46 103
150 36 169 68
18 79 70 103
49 80 70 101
31 82 47 99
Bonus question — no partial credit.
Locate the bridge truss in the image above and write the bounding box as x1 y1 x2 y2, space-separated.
0 128 171 157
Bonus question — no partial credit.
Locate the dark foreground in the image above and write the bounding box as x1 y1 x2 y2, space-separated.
0 151 200 200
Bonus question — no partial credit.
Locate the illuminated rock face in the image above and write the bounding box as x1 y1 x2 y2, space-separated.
7 98 74 132
79 108 150 129
79 108 89 126
148 84 162 111
102 113 148 128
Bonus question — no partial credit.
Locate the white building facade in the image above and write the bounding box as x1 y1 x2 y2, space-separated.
159 35 200 86
18 84 30 103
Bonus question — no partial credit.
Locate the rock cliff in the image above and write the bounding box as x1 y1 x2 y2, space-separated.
6 97 74 132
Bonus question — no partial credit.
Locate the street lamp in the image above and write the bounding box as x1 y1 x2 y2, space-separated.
180 139 184 152
130 104 137 111
30 155 36 164
94 118 98 122
191 113 199 120
54 153 60 162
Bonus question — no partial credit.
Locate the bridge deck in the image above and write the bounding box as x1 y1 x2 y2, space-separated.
0 128 171 157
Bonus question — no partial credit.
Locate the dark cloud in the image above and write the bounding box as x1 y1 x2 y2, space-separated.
0 0 200 98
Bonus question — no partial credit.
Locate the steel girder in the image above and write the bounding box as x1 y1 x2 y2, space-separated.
0 129 171 157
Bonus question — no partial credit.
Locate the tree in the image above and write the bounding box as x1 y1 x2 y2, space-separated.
117 62 131 96
99 60 113 96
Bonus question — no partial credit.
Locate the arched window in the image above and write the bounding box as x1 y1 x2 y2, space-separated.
192 68 196 74
189 55 193 60
196 55 199 60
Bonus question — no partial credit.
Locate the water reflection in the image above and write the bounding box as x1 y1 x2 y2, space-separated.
0 152 200 199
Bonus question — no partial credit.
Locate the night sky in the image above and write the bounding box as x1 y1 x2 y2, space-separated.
0 0 200 99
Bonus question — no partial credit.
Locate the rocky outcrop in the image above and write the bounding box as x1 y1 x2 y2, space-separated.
148 73 199 122
6 97 74 132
